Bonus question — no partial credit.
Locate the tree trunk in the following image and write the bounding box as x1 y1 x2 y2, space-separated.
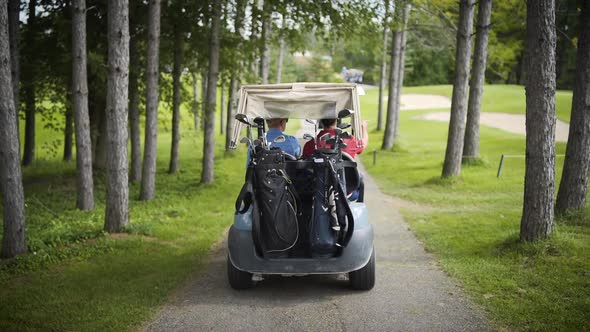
191 71 199 131
520 0 556 242
201 0 221 184
169 23 182 174
226 76 238 150
104 0 130 233
276 35 285 84
71 0 94 210
128 31 141 182
442 0 475 177
8 0 20 125
381 29 402 150
463 0 492 160
94 109 107 169
140 0 161 201
260 0 270 84
555 2 590 214
393 3 412 140
200 70 208 130
377 0 389 132
22 0 36 166
63 107 73 161
0 2 27 258
220 78 226 135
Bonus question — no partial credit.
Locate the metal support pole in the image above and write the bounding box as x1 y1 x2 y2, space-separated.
496 154 505 178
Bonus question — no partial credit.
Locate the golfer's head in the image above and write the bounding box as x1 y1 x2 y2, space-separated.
266 118 288 131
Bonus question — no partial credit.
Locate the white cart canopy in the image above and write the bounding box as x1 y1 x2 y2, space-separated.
229 82 365 150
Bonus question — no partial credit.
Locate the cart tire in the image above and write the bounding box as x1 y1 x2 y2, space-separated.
227 255 254 289
349 247 375 290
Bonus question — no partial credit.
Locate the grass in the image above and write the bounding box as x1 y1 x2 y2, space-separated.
361 85 590 331
1 88 248 330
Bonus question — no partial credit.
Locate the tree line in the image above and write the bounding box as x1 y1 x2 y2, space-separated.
379 0 590 242
0 0 375 259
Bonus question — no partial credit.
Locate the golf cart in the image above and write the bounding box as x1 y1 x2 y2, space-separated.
227 83 375 290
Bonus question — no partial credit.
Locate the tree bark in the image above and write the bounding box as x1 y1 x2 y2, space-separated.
226 0 246 150
520 0 556 242
442 0 475 177
104 0 130 233
377 0 389 132
276 35 285 84
94 109 107 169
191 71 199 130
0 1 26 258
71 0 94 210
463 0 492 160
140 0 161 201
201 0 221 184
220 78 226 135
128 31 141 182
169 23 182 174
382 29 402 150
63 107 73 161
555 2 590 214
260 0 270 84
200 70 208 130
393 3 412 140
8 0 19 124
22 0 36 166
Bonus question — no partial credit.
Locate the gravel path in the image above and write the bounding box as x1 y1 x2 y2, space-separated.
145 161 492 332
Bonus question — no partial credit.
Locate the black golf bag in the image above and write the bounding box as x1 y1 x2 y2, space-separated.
235 148 301 258
309 152 355 257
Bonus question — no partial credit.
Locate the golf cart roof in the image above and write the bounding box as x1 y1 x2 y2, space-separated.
229 82 365 150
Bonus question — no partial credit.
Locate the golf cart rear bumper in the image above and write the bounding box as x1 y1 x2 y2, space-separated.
227 224 374 275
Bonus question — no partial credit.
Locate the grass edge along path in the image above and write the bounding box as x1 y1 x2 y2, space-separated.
361 85 589 331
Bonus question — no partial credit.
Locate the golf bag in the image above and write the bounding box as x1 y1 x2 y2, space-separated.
309 152 355 257
235 148 301 258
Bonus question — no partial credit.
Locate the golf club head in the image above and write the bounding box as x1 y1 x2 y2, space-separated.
338 122 351 130
303 133 314 141
334 128 342 136
305 119 316 125
319 132 331 141
341 131 352 139
341 142 348 149
253 139 262 147
239 137 250 144
253 117 265 125
337 109 354 119
235 113 252 125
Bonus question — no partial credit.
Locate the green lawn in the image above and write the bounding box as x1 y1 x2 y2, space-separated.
361 85 590 331
1 90 246 330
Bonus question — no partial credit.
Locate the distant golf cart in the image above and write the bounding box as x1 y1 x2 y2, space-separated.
227 83 374 290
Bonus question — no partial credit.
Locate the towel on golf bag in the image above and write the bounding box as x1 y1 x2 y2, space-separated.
309 153 355 257
235 148 301 257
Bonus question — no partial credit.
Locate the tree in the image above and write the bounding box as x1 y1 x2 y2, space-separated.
168 21 183 174
22 0 37 166
0 0 26 258
555 1 590 214
260 0 271 84
377 0 389 132
382 13 402 150
219 78 226 135
463 0 492 160
276 15 285 84
225 0 246 150
191 71 199 130
63 107 73 161
441 0 475 177
72 0 94 210
104 0 130 233
520 0 556 242
201 0 221 184
128 2 142 183
140 0 161 200
8 0 19 123
393 2 412 140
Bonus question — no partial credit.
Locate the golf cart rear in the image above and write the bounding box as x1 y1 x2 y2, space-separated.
227 83 375 290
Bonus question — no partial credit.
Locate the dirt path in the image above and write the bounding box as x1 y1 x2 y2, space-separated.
417 111 570 142
145 161 492 332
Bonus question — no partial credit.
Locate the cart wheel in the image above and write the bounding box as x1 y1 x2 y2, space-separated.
349 247 375 290
227 255 254 289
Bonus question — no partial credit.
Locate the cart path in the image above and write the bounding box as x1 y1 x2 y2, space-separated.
145 160 492 332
